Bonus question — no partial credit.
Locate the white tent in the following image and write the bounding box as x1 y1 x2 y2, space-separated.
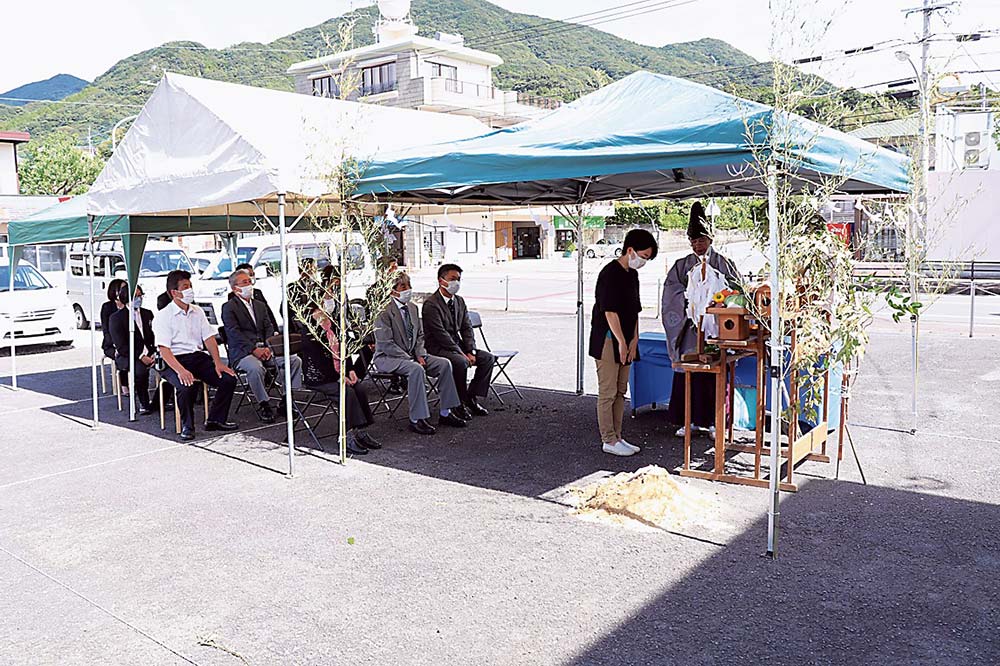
80 73 490 474
88 73 487 215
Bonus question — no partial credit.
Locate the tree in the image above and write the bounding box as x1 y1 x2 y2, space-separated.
17 131 104 195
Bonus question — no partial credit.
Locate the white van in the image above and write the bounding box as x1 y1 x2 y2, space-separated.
0 259 75 348
193 232 376 327
66 239 197 328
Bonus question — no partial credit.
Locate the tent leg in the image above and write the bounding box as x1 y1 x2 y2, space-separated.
7 245 18 390
575 209 585 396
766 166 782 559
128 281 137 422
88 217 99 429
278 193 295 477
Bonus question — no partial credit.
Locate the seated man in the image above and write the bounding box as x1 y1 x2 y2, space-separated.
153 270 238 441
221 269 303 423
373 272 466 435
422 263 495 419
232 262 278 330
108 283 156 415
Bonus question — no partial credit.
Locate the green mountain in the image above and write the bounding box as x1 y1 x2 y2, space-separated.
1 0 772 145
0 73 89 107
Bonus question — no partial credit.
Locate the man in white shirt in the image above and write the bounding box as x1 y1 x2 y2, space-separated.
221 269 302 423
153 270 238 441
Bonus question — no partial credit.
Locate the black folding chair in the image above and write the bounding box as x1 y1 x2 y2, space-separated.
218 326 276 416
468 310 523 404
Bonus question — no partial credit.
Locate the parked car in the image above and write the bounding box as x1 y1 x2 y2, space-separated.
0 259 75 348
190 250 223 275
66 239 197 329
585 239 623 258
193 232 376 327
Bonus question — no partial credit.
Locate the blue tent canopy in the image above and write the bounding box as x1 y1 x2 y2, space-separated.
358 71 910 204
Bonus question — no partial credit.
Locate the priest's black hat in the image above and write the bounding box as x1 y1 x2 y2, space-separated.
687 202 712 240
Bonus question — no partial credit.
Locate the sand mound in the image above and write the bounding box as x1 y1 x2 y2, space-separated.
573 465 718 532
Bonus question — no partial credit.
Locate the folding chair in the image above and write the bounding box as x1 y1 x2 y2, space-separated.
468 310 523 404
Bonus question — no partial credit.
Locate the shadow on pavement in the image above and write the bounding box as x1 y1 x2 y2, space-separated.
563 479 1000 665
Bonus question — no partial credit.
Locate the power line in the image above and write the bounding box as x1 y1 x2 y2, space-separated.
0 96 143 108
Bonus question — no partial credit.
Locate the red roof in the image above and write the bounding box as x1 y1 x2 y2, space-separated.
0 131 30 144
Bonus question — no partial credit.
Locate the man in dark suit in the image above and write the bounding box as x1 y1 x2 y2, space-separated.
422 263 494 419
221 269 302 423
109 283 156 415
232 262 278 330
373 272 465 435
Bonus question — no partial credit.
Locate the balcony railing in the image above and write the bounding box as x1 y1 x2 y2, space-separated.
432 77 496 99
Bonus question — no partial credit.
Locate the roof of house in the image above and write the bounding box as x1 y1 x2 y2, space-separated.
287 34 503 74
0 131 30 144
849 116 920 141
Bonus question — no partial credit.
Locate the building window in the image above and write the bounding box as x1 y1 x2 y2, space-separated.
312 76 340 98
22 245 66 273
461 231 478 254
361 62 397 96
430 62 458 80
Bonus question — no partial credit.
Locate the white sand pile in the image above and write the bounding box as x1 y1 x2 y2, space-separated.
573 465 720 532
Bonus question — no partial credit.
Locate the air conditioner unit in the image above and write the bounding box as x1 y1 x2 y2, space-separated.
964 130 990 169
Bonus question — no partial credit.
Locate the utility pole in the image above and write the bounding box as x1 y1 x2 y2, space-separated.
901 0 950 434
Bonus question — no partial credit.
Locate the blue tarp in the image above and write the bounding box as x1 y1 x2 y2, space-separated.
359 71 910 203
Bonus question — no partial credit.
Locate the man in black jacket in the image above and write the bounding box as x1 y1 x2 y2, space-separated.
221 269 302 423
108 283 156 415
421 263 494 419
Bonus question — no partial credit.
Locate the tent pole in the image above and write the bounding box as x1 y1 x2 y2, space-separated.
766 165 782 558
128 274 137 422
278 193 295 477
7 244 16 390
575 205 585 396
88 216 99 429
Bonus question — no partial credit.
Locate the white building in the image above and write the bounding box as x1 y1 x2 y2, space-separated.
286 1 561 267
0 131 29 196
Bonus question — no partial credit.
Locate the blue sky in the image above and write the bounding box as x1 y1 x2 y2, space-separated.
2 0 999 93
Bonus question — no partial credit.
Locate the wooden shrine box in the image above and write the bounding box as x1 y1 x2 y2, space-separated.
753 284 772 319
707 306 750 341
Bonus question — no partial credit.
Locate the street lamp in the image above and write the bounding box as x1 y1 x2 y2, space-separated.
895 49 929 434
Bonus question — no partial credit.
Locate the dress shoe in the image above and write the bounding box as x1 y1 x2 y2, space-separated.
258 401 275 424
409 419 436 435
439 413 468 428
205 421 239 432
466 400 489 417
452 405 473 421
346 433 368 455
179 427 196 442
137 405 155 416
356 430 382 449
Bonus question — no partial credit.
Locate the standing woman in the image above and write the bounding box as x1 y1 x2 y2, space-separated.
589 229 658 456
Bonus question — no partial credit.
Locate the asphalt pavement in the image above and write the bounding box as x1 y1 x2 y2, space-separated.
0 313 998 665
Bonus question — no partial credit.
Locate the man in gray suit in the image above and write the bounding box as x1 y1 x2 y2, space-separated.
373 272 467 435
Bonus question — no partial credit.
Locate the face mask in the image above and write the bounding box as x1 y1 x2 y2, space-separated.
131 296 142 309
238 285 253 300
444 280 461 296
323 298 337 313
394 289 413 304
628 250 647 270
179 288 195 305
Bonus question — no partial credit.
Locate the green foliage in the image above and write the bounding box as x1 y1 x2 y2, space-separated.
884 284 923 323
17 131 104 195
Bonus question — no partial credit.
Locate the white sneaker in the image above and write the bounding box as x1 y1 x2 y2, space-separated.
602 441 636 457
618 438 640 453
675 426 688 437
